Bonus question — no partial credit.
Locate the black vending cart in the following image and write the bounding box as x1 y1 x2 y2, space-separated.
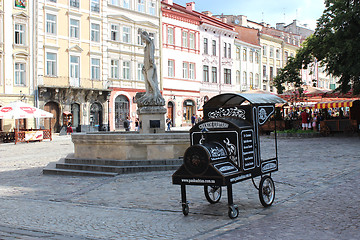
172 93 286 219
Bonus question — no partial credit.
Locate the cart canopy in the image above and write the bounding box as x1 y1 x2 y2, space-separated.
204 93 286 109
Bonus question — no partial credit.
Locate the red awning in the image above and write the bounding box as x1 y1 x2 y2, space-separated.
313 100 359 109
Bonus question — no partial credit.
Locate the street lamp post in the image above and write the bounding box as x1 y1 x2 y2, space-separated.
107 94 110 131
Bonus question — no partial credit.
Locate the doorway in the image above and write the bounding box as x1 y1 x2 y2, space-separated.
44 101 60 132
167 101 174 126
114 95 129 130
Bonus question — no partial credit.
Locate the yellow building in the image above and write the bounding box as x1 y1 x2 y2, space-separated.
36 0 110 132
260 27 301 93
0 0 35 131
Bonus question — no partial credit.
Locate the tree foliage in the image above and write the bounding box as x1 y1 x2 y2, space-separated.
274 0 360 94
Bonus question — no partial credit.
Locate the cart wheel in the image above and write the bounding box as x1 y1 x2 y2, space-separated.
182 203 189 216
259 176 275 207
228 204 239 219
204 186 222 204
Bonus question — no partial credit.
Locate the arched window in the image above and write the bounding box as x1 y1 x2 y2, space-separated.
114 95 129 130
90 102 103 129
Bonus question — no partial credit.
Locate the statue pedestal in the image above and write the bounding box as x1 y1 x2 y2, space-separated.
137 105 167 134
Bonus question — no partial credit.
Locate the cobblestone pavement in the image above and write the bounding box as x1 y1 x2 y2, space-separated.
0 135 359 239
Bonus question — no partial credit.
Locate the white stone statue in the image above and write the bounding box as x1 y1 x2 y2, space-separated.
137 30 165 107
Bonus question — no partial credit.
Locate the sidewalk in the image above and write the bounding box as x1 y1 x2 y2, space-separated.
0 135 359 239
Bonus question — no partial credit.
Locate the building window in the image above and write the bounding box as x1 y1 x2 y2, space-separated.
250 72 254 88
123 61 130 80
111 60 119 79
111 24 119 41
224 42 227 58
270 66 274 81
228 44 231 58
212 40 216 56
15 0 27 8
137 0 145 12
242 48 247 61
242 71 247 86
224 69 231 84
212 67 217 83
203 65 209 82
123 0 130 8
236 70 240 84
262 45 267 56
182 62 188 79
189 33 195 49
276 49 280 59
189 63 195 79
91 0 100 12
46 14 56 35
255 74 259 88
46 52 57 76
123 26 130 43
285 51 289 62
70 19 80 38
111 0 120 6
14 23 25 45
91 58 100 80
167 27 174 45
236 47 240 60
255 51 259 63
204 38 208 54
91 23 100 42
168 60 174 77
137 63 144 81
48 0 57 2
14 63 26 85
70 56 80 79
70 0 79 8
250 50 254 63
182 31 188 48
149 0 156 15
263 65 267 79
270 47 274 58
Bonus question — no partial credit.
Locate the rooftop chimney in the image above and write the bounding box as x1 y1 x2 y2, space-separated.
186 2 195 11
163 0 173 5
202 11 212 17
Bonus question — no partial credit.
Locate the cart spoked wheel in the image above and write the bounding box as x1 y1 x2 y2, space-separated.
204 186 222 204
259 176 275 207
228 204 239 219
182 203 189 216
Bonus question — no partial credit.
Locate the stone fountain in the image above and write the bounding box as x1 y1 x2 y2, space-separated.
43 30 189 176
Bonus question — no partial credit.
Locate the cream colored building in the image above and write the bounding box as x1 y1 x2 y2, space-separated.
0 0 35 131
105 0 160 131
36 0 110 132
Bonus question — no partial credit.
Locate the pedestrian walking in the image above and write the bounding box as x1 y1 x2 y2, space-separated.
191 114 196 126
166 117 172 131
124 117 131 131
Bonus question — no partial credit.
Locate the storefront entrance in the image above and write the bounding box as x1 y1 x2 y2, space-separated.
115 95 129 130
44 101 60 132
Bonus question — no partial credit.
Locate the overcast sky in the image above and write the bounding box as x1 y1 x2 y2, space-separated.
172 0 326 30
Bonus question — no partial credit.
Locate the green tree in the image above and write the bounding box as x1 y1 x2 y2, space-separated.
274 0 360 94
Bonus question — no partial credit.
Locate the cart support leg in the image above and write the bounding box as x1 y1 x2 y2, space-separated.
227 184 233 205
181 184 187 204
